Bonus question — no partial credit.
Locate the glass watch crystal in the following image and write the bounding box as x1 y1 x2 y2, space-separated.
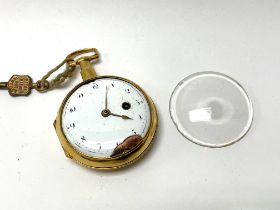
169 71 253 147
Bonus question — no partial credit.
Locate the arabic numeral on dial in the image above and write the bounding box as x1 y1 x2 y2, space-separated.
139 115 142 120
78 93 84 98
136 100 143 105
125 89 130 93
68 123 75 129
93 83 99 89
70 107 76 113
81 136 86 142
132 129 137 135
97 143 101 151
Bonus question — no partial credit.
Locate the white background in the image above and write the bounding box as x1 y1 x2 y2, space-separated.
0 0 279 209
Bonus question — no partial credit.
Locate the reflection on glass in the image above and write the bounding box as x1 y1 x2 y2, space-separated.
189 107 212 122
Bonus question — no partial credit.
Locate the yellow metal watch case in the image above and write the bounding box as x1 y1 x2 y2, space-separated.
54 75 158 170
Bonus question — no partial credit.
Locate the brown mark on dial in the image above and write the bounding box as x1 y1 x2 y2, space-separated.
111 134 144 157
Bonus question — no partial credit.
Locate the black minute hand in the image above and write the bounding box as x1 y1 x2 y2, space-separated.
105 85 108 110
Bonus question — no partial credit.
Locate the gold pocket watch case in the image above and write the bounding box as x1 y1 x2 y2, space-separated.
54 49 158 170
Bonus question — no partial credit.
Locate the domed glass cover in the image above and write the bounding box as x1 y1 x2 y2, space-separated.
169 72 253 147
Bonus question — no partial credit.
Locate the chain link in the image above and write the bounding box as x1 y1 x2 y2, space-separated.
35 48 99 92
35 58 76 92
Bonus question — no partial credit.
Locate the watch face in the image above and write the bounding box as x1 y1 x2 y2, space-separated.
61 77 151 158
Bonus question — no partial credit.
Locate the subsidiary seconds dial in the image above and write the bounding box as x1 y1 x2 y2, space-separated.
61 77 151 158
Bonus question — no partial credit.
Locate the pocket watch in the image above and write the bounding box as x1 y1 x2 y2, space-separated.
0 48 158 170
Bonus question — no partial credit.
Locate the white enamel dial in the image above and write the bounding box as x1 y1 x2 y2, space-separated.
61 78 151 158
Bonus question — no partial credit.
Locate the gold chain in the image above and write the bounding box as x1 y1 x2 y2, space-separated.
0 48 99 96
35 57 76 92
